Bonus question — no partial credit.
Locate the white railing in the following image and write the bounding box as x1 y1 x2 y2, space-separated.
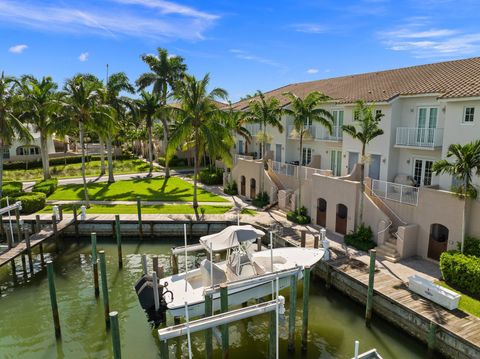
234 154 253 164
371 179 419 206
395 127 443 148
286 125 342 141
270 160 331 180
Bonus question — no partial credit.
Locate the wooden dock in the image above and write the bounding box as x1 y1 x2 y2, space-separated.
0 218 74 268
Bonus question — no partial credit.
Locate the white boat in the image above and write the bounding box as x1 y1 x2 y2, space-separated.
160 225 325 318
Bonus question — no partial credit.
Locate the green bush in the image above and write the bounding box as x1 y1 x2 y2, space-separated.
32 178 58 196
158 156 188 168
2 181 23 196
224 180 238 195
252 191 269 208
461 237 480 257
287 206 311 224
1 192 46 214
199 167 224 185
344 224 376 251
440 251 480 295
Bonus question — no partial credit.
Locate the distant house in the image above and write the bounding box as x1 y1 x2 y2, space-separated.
2 127 60 163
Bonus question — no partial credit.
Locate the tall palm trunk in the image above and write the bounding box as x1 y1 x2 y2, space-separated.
161 118 170 178
359 143 366 225
107 134 115 183
461 177 469 252
298 131 303 211
193 130 200 220
147 119 153 175
0 140 4 199
40 131 50 180
79 121 90 207
99 137 106 176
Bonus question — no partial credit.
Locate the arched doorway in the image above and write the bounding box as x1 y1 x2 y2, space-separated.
336 204 348 235
240 176 246 196
317 198 327 227
428 224 449 261
250 178 256 199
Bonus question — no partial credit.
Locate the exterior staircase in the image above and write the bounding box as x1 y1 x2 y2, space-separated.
375 232 401 263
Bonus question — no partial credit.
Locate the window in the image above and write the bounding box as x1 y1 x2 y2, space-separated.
331 110 344 138
2 147 9 159
16 146 40 156
375 109 382 118
302 147 312 166
330 150 342 176
463 107 475 123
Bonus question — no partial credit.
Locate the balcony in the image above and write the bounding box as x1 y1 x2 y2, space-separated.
395 127 443 149
371 179 419 206
287 125 342 142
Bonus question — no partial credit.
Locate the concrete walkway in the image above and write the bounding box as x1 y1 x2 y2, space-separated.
46 200 233 206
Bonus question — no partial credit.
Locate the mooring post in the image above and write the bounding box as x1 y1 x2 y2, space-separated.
5 220 13 249
171 249 178 275
136 196 143 237
99 250 110 329
35 214 41 234
204 293 213 359
21 253 27 278
313 234 319 249
153 256 159 276
47 261 61 338
301 231 306 248
24 229 34 274
269 309 276 359
52 215 60 251
257 236 262 252
301 265 311 352
288 274 297 352
39 242 45 266
91 232 100 298
365 249 376 327
72 205 79 239
159 340 169 359
110 311 121 359
152 271 160 312
220 283 229 358
141 254 148 276
15 207 21 243
115 215 123 269
58 205 63 221
427 321 437 354
10 259 16 280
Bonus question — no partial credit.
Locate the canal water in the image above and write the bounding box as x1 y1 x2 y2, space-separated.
0 238 431 358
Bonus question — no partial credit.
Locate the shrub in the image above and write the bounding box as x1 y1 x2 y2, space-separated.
199 167 224 185
1 192 46 214
440 251 480 295
461 236 480 258
32 178 58 196
2 181 23 196
158 156 188 168
344 224 376 251
224 180 238 195
252 191 269 208
287 206 311 224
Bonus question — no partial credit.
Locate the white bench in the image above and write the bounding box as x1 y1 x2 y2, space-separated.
408 275 460 310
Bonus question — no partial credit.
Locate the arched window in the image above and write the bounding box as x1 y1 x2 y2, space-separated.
335 203 348 235
316 198 327 227
250 178 256 199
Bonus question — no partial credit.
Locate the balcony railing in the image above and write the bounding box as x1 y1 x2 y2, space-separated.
371 179 419 206
234 154 254 164
270 160 331 180
287 125 342 141
395 127 443 149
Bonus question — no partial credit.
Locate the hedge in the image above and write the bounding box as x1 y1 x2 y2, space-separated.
199 168 223 185
2 181 23 196
252 192 269 208
1 192 46 214
223 181 238 195
287 206 311 224
462 236 480 257
440 251 480 295
3 154 134 170
158 156 188 168
344 224 376 251
32 178 58 196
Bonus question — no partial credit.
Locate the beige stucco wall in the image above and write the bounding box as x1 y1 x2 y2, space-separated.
231 158 277 204
362 193 391 244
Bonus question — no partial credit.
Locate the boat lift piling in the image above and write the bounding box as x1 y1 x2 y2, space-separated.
365 250 376 327
99 250 111 329
72 205 79 240
91 232 100 298
220 283 229 358
136 196 143 238
115 215 123 269
141 254 148 275
110 311 122 359
46 260 61 338
288 273 297 352
301 265 311 352
23 228 34 275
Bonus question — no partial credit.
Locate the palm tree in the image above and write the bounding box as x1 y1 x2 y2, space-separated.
62 74 113 207
342 100 384 225
104 72 135 182
169 74 230 218
135 91 161 175
244 91 284 162
19 76 63 180
433 141 480 252
136 48 187 178
283 91 334 210
225 107 252 154
0 73 32 198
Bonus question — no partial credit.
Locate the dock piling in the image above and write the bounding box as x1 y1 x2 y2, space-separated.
136 196 143 237
141 254 148 275
269 309 276 359
91 233 100 298
365 249 376 327
152 256 159 276
20 253 27 278
152 271 160 312
301 265 311 352
220 283 229 358
24 229 34 274
47 261 61 338
15 207 21 243
204 293 213 359
110 311 121 359
52 215 59 251
171 250 178 275
115 215 123 269
58 205 63 221
99 250 110 329
35 215 41 233
300 231 306 248
39 242 45 266
428 321 437 354
287 274 297 352
72 205 79 239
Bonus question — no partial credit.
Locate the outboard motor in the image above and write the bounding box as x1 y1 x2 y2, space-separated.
134 274 173 326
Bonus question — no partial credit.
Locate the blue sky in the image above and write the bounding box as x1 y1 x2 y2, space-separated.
1 0 480 101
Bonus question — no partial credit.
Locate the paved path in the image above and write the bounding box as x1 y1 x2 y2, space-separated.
46 200 233 206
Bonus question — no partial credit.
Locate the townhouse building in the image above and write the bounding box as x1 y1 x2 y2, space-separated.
230 57 480 262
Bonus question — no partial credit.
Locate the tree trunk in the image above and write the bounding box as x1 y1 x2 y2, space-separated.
359 143 366 226
161 118 170 178
147 121 153 175
298 132 303 211
0 139 4 199
99 137 106 176
79 121 90 207
40 131 51 180
193 131 200 220
107 134 115 183
461 177 469 252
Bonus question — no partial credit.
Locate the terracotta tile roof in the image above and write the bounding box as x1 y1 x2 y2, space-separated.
232 57 480 109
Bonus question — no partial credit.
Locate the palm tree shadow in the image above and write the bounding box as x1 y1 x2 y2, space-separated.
160 176 170 193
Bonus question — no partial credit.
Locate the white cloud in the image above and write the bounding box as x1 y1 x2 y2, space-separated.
229 49 285 69
306 68 319 74
8 44 27 54
79 52 89 62
0 0 219 41
290 23 327 34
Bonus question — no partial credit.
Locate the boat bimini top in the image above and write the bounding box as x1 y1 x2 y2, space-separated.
199 225 265 252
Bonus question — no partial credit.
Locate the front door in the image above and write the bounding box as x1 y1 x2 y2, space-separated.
316 198 327 227
417 107 438 144
275 144 282 162
332 110 344 138
302 147 312 166
413 159 434 186
330 150 342 176
348 152 359 174
368 154 381 180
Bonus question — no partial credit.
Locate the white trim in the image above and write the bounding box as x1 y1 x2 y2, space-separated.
462 106 475 124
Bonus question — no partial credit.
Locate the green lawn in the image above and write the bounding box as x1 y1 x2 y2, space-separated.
40 204 231 215
241 208 258 216
436 281 480 317
48 177 228 202
3 158 152 182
